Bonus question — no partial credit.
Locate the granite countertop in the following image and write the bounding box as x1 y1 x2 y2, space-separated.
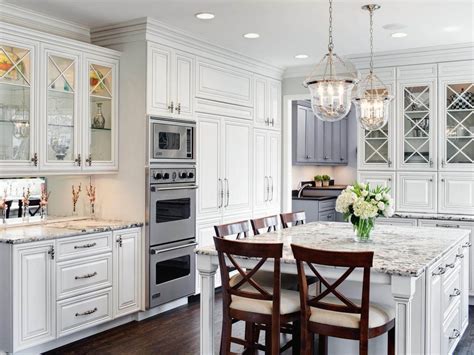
392 212 474 222
303 185 347 190
292 196 336 201
196 222 470 277
0 218 143 244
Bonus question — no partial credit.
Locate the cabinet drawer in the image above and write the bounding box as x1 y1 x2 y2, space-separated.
442 303 461 355
442 265 461 320
319 199 336 212
56 232 112 261
57 288 112 338
443 246 463 281
377 218 418 227
319 210 336 222
57 253 112 300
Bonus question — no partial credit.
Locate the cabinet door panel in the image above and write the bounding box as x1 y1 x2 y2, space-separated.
223 120 252 214
14 242 55 350
397 172 437 213
268 132 281 211
438 173 474 215
322 122 333 162
174 51 194 119
254 77 267 127
268 80 281 129
339 118 348 163
197 116 221 217
253 129 267 211
148 45 172 115
357 171 395 203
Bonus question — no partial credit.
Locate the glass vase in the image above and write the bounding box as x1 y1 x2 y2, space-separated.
22 205 29 222
40 206 47 220
353 218 374 242
92 103 106 129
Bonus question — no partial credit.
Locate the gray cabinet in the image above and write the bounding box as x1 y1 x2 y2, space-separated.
293 101 348 165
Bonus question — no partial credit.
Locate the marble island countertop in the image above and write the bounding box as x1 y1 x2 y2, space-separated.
196 222 470 277
391 212 474 222
0 218 143 244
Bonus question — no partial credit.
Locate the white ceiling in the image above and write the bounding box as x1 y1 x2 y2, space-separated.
4 0 474 68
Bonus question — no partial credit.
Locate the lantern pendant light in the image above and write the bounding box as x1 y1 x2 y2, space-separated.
353 4 394 131
304 0 359 122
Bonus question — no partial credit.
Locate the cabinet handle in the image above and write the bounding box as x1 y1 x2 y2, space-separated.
271 118 275 126
74 242 97 249
456 253 465 259
224 178 229 207
168 101 174 113
388 178 392 182
387 158 392 167
176 102 181 114
436 224 460 228
441 159 445 168
324 156 328 160
264 176 269 202
432 266 446 276
449 288 461 298
75 307 98 317
441 178 445 182
269 176 274 202
85 154 92 166
340 157 344 161
462 242 472 248
429 178 433 182
265 118 269 126
445 262 455 269
117 236 123 247
48 246 55 260
31 152 38 166
75 154 82 167
75 271 98 280
429 159 433 167
449 329 461 340
218 178 224 208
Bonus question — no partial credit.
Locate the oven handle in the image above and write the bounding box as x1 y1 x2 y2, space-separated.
151 185 198 192
150 242 198 255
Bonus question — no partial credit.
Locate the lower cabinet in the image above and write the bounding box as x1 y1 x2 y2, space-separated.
438 172 474 215
397 172 437 213
1 227 142 354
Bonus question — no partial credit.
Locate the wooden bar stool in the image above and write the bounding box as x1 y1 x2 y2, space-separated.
214 237 300 355
214 220 250 240
291 244 395 355
280 211 306 229
250 215 279 235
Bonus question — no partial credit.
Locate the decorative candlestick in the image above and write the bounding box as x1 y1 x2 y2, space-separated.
22 187 31 222
72 183 82 216
0 188 7 224
40 185 51 220
86 181 96 217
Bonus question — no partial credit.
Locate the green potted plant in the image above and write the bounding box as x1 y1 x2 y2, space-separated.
322 175 331 187
314 175 323 187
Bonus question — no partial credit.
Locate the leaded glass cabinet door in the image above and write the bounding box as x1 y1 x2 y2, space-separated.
397 79 437 170
42 50 80 170
439 78 474 171
0 40 37 171
357 81 395 170
84 57 118 171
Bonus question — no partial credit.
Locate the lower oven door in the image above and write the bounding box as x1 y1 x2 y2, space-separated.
149 241 197 308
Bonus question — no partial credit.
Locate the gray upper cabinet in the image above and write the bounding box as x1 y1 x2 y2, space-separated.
293 101 348 166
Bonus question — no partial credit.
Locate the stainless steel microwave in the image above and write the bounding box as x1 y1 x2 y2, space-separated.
149 117 195 163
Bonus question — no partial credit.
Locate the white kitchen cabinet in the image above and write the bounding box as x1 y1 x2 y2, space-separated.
113 229 141 317
425 258 443 354
13 241 56 351
438 172 474 215
197 114 252 219
397 172 437 213
254 76 268 128
147 43 194 120
268 79 281 129
254 129 281 214
357 171 395 195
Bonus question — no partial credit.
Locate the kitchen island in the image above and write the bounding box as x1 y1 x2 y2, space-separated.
196 222 471 355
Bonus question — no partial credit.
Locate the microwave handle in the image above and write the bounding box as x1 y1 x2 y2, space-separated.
150 242 198 255
151 185 198 192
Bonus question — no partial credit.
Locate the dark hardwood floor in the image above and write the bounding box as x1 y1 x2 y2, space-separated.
46 299 474 355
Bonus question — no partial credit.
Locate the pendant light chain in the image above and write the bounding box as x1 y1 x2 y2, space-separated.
328 0 334 52
369 5 374 74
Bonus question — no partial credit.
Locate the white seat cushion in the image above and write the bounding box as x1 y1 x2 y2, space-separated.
309 297 395 329
229 284 301 315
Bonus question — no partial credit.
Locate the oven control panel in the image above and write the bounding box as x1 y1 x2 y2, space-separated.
150 167 196 184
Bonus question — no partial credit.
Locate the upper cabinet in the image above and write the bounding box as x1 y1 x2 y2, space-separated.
147 44 194 120
254 75 281 129
0 30 120 176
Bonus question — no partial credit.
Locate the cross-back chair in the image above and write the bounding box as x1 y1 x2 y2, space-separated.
251 215 279 235
214 220 250 240
291 244 395 355
280 211 306 229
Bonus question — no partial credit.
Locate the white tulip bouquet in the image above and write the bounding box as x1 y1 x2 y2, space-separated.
336 182 394 242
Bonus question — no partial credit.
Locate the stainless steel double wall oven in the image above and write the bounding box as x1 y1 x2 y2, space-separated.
147 117 197 308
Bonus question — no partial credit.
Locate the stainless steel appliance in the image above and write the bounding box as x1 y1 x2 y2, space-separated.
149 117 195 163
146 164 197 308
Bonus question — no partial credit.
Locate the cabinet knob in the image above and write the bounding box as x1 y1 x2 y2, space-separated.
429 159 433 167
176 102 181 114
85 154 92 166
168 101 174 113
441 178 445 182
324 156 328 160
48 246 55 260
441 159 445 167
387 159 392 167
31 153 38 166
117 236 123 247
75 154 82 167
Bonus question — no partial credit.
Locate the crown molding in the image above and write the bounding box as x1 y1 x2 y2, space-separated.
0 3 91 43
91 17 284 79
283 43 474 79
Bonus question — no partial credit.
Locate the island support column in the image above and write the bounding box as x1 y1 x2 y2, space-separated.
197 254 218 355
391 275 417 355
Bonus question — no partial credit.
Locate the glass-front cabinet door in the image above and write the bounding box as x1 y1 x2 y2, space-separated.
42 50 80 170
84 57 117 170
397 79 437 170
357 81 395 170
439 79 474 171
0 40 37 171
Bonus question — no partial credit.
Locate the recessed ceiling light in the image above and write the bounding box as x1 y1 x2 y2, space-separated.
295 54 309 59
391 32 408 38
243 33 260 39
195 12 215 20
444 26 460 32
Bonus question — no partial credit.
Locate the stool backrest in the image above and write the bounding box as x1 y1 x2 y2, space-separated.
250 215 279 235
280 211 306 228
214 220 250 240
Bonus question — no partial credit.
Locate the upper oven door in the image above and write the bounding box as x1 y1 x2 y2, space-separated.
149 184 197 246
150 118 195 163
